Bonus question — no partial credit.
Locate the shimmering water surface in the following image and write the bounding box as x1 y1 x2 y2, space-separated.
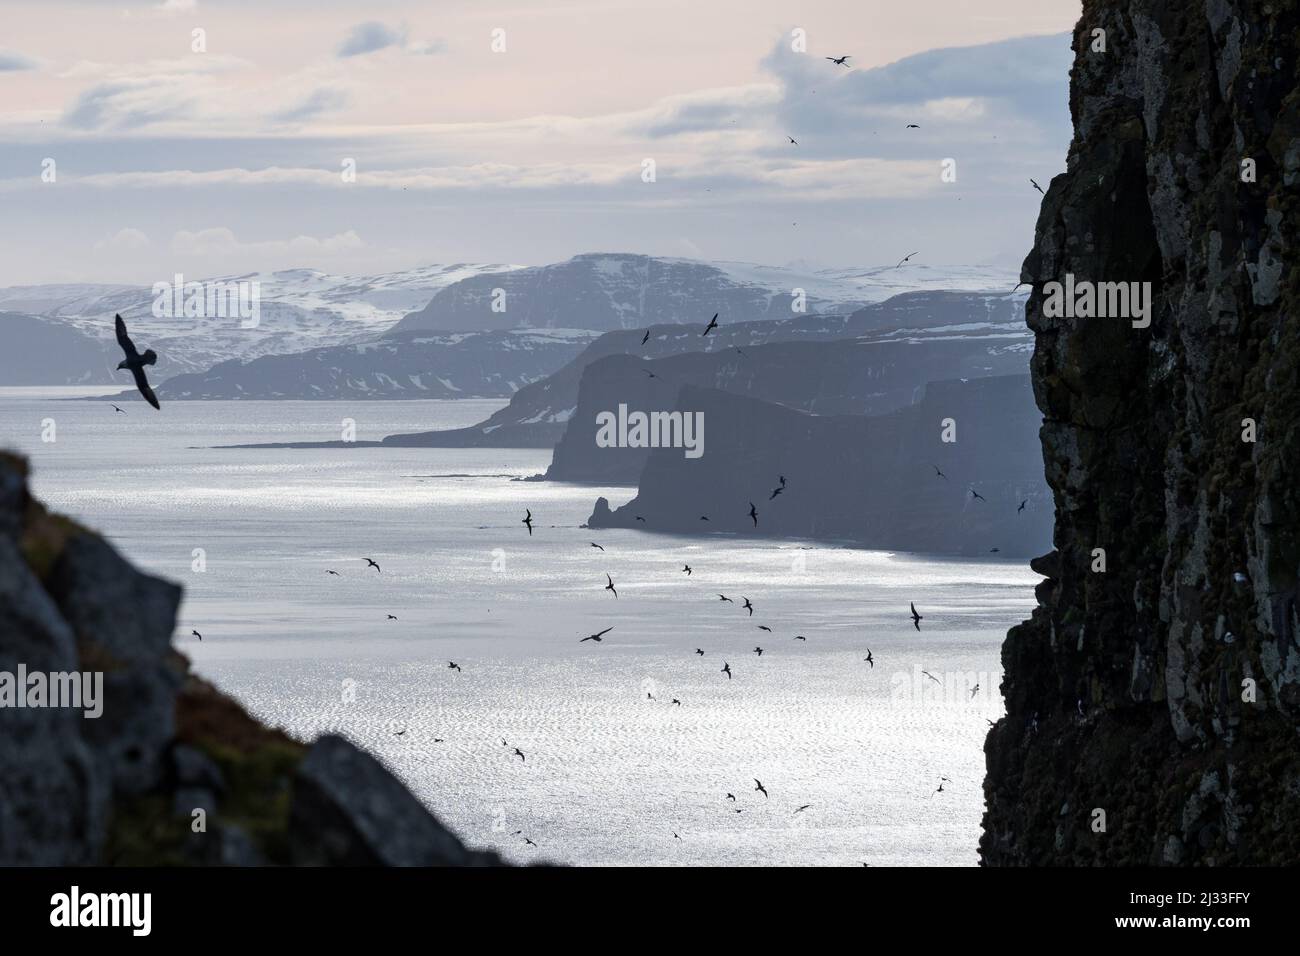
1 389 1037 866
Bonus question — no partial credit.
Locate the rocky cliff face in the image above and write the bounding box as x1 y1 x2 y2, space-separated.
0 453 505 866
982 2 1300 864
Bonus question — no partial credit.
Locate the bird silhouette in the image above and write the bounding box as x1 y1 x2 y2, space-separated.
722 662 732 679
522 509 534 535
757 625 772 632
910 602 923 631
524 837 537 847
748 502 758 527
754 779 768 798
1018 499 1027 513
114 315 160 409
825 55 851 66
905 123 920 129
794 635 806 641
1030 178 1045 195
864 648 874 667
718 594 733 603
387 614 397 620
695 648 704 656
605 573 618 599
447 661 462 672
365 558 381 573
922 670 942 686
787 135 798 145
671 698 682 707
641 329 650 345
794 804 812 814
702 313 719 336
970 489 987 502
743 598 754 616
513 748 526 762
590 542 605 551
581 627 614 643
683 564 692 575
932 464 947 479
726 793 736 801
111 404 126 414
326 570 340 576
191 629 201 641
769 486 783 500
753 646 764 656
778 476 786 487
971 683 980 698
896 251 919 267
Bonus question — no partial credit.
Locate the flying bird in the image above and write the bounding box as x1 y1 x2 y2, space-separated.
682 564 692 575
794 804 812 814
114 314 160 410
590 542 605 551
922 670 942 686
726 793 736 801
522 509 534 535
718 594 734 603
748 502 758 527
191 629 201 641
779 476 786 487
753 646 764 656
905 124 920 129
910 602 923 631
365 558 381 573
111 404 126 414
695 648 704 656
932 464 947 479
971 683 980 698
793 635 805 641
605 573 618 599
581 626 614 643
671 698 682 707
635 516 646 522
787 135 798 145
769 486 784 500
757 625 772 632
825 55 851 66
524 837 537 847
1030 178 1045 195
513 748 526 762
864 648 874 667
700 515 710 522
702 313 719 336
754 779 768 798
387 614 397 620
641 329 650 345
970 489 987 502
447 661 462 672
326 570 340 576
1018 499 1027 513
742 598 754 616
722 662 732 679
896 251 919 267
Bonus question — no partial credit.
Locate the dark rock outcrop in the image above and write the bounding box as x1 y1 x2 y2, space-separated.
588 377 1052 557
0 453 506 866
982 2 1300 864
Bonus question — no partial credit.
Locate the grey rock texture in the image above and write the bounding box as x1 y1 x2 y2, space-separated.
587 377 1052 557
981 1 1300 864
0 452 509 866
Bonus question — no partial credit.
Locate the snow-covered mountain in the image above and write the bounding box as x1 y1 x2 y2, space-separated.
0 264 519 379
388 253 1018 334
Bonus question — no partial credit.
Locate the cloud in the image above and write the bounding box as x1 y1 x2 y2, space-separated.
0 51 38 72
405 39 448 56
272 87 350 124
336 21 407 58
170 227 363 258
95 227 151 251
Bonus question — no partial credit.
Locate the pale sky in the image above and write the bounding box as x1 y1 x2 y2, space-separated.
0 0 1083 284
